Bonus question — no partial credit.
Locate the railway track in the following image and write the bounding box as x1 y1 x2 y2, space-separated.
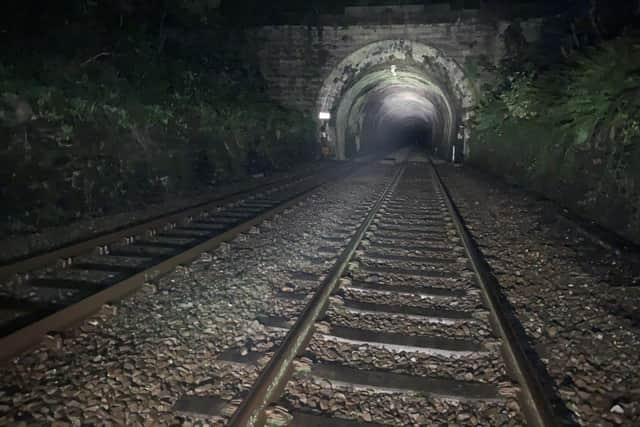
0 163 353 363
199 159 557 426
1 153 560 426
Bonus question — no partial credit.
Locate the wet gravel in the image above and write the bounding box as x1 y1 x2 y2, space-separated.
0 164 394 426
438 164 640 426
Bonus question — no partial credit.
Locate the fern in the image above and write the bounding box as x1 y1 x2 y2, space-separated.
474 36 640 149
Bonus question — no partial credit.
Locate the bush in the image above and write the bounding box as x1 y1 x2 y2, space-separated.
469 36 640 242
0 38 314 231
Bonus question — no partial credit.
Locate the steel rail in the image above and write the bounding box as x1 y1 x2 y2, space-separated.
429 160 558 427
0 169 346 363
0 167 330 282
227 165 406 427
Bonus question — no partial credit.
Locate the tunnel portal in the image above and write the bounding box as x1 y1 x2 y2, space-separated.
317 40 473 160
250 13 548 162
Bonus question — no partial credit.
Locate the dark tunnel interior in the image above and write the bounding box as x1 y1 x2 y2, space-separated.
356 88 437 157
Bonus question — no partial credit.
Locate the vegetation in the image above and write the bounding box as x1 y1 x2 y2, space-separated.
469 36 640 241
0 1 315 233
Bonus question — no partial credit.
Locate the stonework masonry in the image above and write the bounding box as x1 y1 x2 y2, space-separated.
247 21 512 115
246 14 555 159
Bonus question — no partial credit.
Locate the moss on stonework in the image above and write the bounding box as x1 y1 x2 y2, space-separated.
468 36 640 243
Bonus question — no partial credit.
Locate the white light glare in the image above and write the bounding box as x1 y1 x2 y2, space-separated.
319 111 331 120
390 65 397 77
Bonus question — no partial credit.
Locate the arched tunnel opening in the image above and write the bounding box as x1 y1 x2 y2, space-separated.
345 77 444 159
317 40 474 162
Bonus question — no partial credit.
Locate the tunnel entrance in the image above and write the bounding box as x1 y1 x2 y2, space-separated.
316 40 474 161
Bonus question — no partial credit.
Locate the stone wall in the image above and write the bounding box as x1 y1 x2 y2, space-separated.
247 21 503 115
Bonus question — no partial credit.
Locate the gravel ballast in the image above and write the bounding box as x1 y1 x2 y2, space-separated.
4 159 638 426
0 164 394 426
0 162 333 263
438 164 640 426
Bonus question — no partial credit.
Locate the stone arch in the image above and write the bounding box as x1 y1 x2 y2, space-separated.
316 39 475 160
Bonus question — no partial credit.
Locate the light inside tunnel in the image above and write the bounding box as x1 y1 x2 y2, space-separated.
361 87 439 154
316 40 474 161
337 68 456 160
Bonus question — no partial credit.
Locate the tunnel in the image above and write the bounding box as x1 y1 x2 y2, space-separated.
316 40 474 161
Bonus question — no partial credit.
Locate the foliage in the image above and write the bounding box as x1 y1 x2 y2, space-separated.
499 72 539 121
476 38 640 145
558 39 640 145
0 12 314 232
469 36 640 243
